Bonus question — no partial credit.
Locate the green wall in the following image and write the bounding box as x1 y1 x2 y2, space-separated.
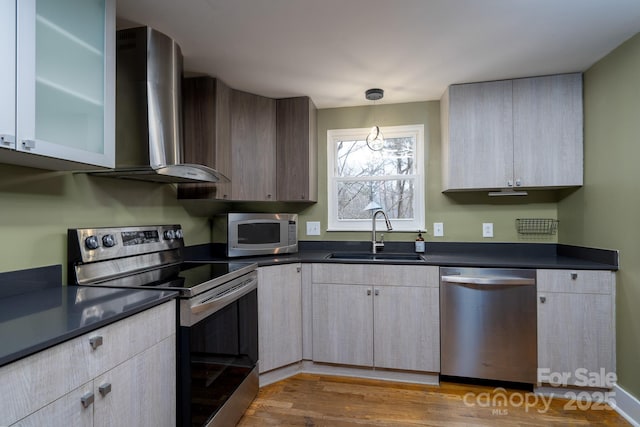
558 32 640 400
0 164 210 282
298 101 559 243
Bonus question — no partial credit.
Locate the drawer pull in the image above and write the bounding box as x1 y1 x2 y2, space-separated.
81 392 94 408
89 335 103 350
571 272 578 280
539 296 546 304
99 383 112 397
367 289 372 296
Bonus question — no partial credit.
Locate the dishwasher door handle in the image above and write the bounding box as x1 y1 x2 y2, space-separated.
441 275 535 286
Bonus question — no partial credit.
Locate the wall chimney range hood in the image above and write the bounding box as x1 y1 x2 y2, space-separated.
90 26 228 184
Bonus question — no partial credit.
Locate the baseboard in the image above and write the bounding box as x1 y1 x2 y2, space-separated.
613 384 640 427
259 360 439 388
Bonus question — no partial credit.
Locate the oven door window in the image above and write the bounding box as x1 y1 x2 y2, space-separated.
183 289 257 426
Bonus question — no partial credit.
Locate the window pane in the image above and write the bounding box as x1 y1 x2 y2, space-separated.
336 136 415 178
337 179 415 220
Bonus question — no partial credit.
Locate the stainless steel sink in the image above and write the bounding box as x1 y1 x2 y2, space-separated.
325 252 425 261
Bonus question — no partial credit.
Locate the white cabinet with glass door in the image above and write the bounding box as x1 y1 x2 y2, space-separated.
0 0 16 151
1 0 115 169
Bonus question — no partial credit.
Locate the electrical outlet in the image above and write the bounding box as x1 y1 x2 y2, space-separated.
433 222 444 237
482 223 494 238
306 221 321 236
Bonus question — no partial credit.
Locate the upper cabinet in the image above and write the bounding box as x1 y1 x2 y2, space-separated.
441 73 583 191
179 76 317 202
229 89 277 201
0 0 115 170
276 97 318 202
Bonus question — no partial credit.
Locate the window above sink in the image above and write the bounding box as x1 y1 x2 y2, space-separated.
326 124 425 232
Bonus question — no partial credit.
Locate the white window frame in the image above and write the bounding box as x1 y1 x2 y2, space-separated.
327 124 425 232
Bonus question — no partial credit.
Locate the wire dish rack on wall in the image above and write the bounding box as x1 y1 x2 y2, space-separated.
515 218 559 235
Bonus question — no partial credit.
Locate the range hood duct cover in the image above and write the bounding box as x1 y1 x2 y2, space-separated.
90 26 228 184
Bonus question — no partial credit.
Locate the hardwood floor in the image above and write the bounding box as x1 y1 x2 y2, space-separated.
237 373 630 426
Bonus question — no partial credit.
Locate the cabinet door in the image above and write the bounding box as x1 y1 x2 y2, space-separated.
12 382 94 427
444 80 514 190
373 286 439 372
276 97 317 201
15 0 115 168
231 90 276 200
93 336 175 427
258 264 302 373
312 283 373 366
537 270 615 386
180 77 232 200
513 74 583 187
0 0 16 150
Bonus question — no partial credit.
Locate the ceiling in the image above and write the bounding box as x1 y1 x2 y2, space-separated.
116 0 640 109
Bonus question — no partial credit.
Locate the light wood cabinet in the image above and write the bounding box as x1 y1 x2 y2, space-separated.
311 264 439 372
441 73 583 191
0 0 115 170
0 301 176 426
276 97 318 202
537 270 615 386
258 264 303 373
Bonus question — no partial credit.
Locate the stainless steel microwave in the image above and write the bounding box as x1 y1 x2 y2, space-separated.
213 213 298 257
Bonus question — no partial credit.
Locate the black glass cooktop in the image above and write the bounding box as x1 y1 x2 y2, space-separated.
93 261 257 297
176 262 254 288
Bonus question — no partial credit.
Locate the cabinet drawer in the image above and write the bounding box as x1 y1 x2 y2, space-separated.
90 300 176 376
312 264 384 285
537 269 614 294
0 333 94 425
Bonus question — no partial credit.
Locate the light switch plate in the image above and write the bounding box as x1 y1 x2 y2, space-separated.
433 222 444 237
306 221 321 236
482 223 494 238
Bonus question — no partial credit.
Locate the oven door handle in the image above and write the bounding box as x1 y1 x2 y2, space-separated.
190 274 257 315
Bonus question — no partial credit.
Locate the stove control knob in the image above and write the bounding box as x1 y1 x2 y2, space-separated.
164 230 176 240
175 229 183 239
85 235 99 250
102 234 116 248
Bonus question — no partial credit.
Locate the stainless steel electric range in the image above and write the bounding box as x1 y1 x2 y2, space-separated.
68 225 258 427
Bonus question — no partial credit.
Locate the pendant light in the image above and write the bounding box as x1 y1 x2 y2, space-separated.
365 88 384 151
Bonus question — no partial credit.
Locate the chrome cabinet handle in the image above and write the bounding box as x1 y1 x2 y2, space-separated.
374 289 380 296
367 289 372 296
81 392 95 408
539 296 546 304
22 139 36 150
515 179 522 187
296 266 301 273
0 134 15 145
571 272 578 280
507 180 513 187
99 383 112 397
89 336 103 350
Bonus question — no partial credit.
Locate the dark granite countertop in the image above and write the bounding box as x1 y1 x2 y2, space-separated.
185 241 619 271
0 267 177 368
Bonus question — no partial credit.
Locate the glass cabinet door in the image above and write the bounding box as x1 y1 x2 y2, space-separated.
16 0 114 168
0 0 16 151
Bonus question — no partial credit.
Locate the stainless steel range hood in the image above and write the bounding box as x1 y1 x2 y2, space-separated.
90 26 228 184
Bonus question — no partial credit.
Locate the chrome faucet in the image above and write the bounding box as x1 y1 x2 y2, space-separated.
371 209 393 253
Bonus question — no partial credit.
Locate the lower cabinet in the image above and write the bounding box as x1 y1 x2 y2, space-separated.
258 264 302 373
311 264 440 372
537 269 615 387
0 300 176 427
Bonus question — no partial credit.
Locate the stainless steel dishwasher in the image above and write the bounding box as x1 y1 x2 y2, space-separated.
440 267 537 384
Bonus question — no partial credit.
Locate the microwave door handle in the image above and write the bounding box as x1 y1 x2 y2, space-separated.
191 277 257 315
